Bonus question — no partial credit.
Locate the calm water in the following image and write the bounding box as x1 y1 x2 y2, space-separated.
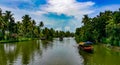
0 38 83 65
0 38 120 65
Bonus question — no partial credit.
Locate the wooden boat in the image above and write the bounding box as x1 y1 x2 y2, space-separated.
78 41 93 52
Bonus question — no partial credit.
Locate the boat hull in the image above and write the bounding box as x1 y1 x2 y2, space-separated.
78 45 93 53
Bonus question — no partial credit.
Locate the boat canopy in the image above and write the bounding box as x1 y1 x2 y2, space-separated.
79 42 85 45
79 41 93 46
85 41 93 44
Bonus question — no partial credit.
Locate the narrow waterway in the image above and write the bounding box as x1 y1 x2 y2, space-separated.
0 38 84 65
1 38 120 65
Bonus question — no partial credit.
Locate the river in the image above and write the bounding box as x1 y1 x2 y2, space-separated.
0 38 120 65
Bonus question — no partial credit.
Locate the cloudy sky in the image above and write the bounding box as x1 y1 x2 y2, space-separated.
0 0 120 32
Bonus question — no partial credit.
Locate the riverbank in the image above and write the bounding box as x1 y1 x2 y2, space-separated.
0 37 54 43
0 38 38 43
102 44 120 52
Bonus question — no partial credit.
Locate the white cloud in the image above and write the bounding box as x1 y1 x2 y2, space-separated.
31 0 95 32
40 0 95 19
33 11 48 15
0 5 44 22
65 26 70 31
55 27 62 31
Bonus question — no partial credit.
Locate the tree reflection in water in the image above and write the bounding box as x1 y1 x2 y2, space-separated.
0 40 45 65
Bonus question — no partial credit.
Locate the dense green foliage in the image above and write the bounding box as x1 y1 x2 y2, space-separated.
75 9 120 46
0 8 74 42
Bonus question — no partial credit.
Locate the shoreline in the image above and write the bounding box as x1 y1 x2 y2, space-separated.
0 38 53 43
0 38 38 43
102 44 120 52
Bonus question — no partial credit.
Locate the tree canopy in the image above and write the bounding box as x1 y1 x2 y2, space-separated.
75 8 120 46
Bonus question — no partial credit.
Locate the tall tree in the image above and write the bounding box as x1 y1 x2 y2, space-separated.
22 15 31 36
82 15 90 25
39 21 44 27
4 11 13 30
9 17 16 33
39 21 44 37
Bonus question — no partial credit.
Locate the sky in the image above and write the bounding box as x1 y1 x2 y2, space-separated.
0 0 120 32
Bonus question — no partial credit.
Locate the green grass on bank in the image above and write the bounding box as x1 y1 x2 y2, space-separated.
0 38 38 43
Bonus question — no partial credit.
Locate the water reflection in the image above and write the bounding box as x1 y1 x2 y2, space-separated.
0 40 43 65
0 38 83 65
79 44 120 65
38 38 83 65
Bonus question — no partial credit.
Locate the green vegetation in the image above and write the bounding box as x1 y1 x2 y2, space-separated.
0 8 74 43
75 8 120 46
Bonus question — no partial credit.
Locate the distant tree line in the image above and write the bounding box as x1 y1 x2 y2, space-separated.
75 8 120 46
0 8 74 41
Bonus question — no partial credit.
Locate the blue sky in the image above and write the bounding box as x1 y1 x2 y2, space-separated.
0 0 120 32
